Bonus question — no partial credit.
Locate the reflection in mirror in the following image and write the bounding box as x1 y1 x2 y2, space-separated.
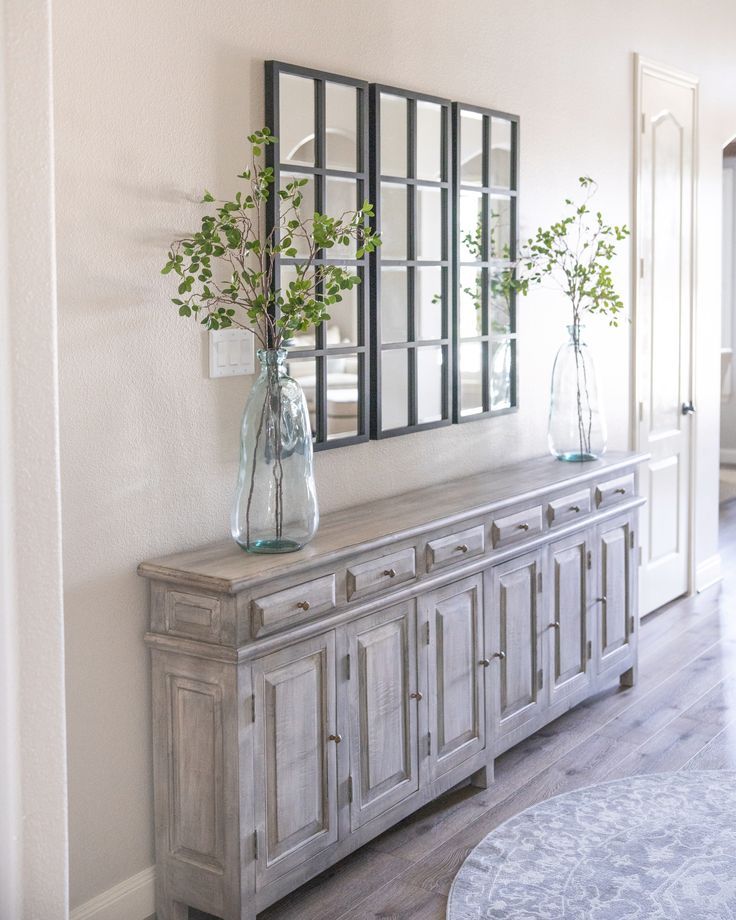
380 94 407 177
326 283 358 346
415 266 443 340
326 354 359 439
459 342 483 416
280 174 314 257
459 267 483 337
416 101 443 180
279 74 315 166
281 264 316 349
381 349 409 429
380 267 408 342
325 177 358 258
460 110 484 186
417 346 444 422
325 82 358 171
460 190 483 261
489 270 512 335
490 118 512 188
380 183 408 259
416 186 443 261
489 196 511 260
490 339 513 410
285 356 318 433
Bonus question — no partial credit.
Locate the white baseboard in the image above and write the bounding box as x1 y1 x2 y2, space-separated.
721 448 736 465
696 554 723 593
70 866 155 920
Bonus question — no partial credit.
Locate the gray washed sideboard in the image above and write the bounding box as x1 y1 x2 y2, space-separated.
139 451 646 920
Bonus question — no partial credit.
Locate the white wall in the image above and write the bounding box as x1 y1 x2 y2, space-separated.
52 0 736 910
720 155 736 459
1 0 69 917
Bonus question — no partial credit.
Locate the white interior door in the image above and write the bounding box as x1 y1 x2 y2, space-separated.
635 57 698 615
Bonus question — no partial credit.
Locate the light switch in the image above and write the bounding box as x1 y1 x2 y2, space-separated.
209 329 255 378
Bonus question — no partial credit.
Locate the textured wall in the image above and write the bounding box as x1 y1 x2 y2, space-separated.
53 0 736 907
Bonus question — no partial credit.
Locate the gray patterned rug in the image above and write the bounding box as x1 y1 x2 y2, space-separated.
447 771 736 919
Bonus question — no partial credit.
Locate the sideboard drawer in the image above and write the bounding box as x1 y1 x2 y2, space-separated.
547 489 592 527
426 525 485 572
595 474 635 509
252 574 336 634
346 548 416 601
491 505 543 548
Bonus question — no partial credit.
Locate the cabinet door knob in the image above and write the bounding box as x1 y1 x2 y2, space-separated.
409 691 423 701
492 651 506 660
517 523 530 532
682 401 696 415
596 596 607 603
296 600 310 611
614 487 626 495
328 733 342 744
569 505 580 513
383 568 397 578
551 621 561 630
456 544 469 553
479 658 491 667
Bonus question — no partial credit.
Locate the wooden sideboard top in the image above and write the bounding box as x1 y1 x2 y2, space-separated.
138 450 647 593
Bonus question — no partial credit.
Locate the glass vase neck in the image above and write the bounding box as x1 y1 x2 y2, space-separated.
567 323 585 346
257 347 288 368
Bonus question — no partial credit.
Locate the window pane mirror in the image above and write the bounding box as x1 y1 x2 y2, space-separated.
370 86 452 438
266 61 370 449
453 103 519 421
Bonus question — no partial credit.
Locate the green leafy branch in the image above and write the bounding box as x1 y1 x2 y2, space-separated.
504 176 629 326
161 128 381 349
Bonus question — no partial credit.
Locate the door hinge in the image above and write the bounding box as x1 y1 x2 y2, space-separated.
347 775 353 804
641 112 646 133
537 668 544 691
587 639 592 661
345 653 351 681
537 571 543 593
630 530 635 550
630 614 635 633
586 550 592 571
250 694 256 723
639 401 644 422
639 257 645 279
427 731 432 757
424 621 431 645
638 546 643 567
253 829 259 860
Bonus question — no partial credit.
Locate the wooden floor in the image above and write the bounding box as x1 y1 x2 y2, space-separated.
193 502 736 920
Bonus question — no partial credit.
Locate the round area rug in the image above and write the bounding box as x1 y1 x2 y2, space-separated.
447 771 736 920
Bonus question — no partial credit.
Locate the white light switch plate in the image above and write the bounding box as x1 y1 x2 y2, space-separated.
209 328 255 378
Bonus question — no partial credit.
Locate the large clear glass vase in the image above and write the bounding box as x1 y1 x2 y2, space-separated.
548 324 607 462
231 348 318 553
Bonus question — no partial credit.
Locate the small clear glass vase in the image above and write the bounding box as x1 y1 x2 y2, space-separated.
548 323 607 462
231 348 318 553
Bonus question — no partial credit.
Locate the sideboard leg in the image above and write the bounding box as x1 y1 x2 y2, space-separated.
157 898 189 920
620 664 637 688
470 760 494 789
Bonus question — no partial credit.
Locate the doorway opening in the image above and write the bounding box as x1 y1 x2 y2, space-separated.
720 139 736 505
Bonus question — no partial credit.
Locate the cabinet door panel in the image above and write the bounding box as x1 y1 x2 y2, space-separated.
491 551 544 746
424 574 485 779
252 632 337 888
597 515 635 675
347 603 419 828
548 533 592 707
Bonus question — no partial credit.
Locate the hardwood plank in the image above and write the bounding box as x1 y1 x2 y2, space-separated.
682 724 736 771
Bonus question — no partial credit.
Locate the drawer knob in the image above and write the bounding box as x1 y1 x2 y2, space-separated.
614 487 626 495
479 658 491 667
597 596 607 604
328 733 342 744
383 568 397 578
492 651 506 660
569 505 581 513
517 523 530 532
296 601 310 611
456 544 469 553
409 691 423 701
